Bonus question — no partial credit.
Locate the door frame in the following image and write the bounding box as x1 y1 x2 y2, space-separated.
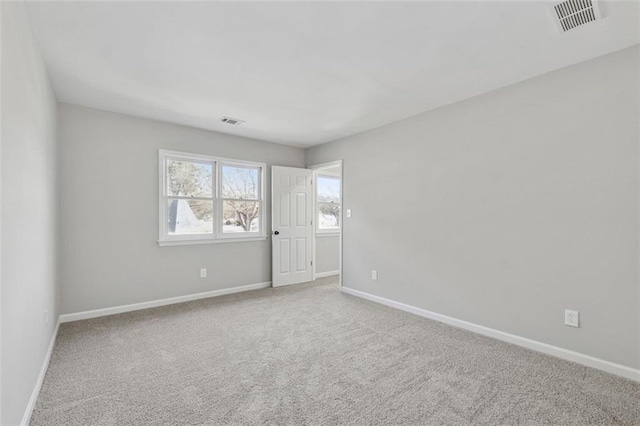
309 160 343 288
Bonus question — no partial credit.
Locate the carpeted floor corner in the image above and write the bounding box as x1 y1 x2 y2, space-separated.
31 276 640 425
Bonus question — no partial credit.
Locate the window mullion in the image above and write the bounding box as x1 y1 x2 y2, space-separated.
167 196 215 201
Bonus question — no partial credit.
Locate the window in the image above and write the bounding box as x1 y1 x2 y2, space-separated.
316 173 341 233
221 164 261 235
159 150 265 245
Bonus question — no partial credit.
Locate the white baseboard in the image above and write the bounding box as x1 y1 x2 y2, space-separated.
315 270 340 279
341 287 640 382
22 282 271 424
21 318 61 426
60 281 272 323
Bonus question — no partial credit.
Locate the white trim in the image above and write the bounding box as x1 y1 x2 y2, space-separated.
308 161 342 171
315 270 340 279
341 287 640 382
316 170 340 178
158 237 266 246
159 149 266 169
60 281 272 323
315 232 340 238
21 318 61 426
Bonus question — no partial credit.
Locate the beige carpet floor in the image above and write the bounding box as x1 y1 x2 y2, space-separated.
31 276 639 425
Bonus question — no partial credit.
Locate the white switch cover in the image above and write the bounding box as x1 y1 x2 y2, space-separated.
346 209 351 218
565 309 579 327
200 268 207 278
371 270 378 280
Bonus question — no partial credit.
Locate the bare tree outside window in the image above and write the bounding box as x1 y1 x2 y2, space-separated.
318 197 340 227
222 165 261 233
166 160 214 234
167 160 212 198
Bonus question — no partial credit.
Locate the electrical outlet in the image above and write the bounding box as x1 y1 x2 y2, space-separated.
346 209 352 218
371 270 378 280
565 309 579 327
200 268 207 278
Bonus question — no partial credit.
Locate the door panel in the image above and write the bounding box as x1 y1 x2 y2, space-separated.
279 193 290 227
296 238 307 271
279 239 290 274
296 193 307 226
272 166 313 287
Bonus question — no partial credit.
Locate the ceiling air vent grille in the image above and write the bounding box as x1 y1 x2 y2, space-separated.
220 116 245 125
553 0 601 32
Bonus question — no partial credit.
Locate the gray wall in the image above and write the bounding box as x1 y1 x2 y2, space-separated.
306 46 639 369
315 235 339 275
1 2 60 425
59 104 305 314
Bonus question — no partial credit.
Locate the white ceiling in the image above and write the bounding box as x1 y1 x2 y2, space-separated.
26 1 639 147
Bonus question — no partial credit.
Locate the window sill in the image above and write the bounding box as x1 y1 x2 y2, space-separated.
316 232 340 238
158 237 267 247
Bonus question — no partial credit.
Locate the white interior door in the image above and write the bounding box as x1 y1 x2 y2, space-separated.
272 166 313 287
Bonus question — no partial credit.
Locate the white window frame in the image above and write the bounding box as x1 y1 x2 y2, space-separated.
217 161 263 239
315 171 341 235
158 150 266 246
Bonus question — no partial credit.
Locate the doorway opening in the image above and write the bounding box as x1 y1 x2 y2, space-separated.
270 162 342 288
310 160 343 288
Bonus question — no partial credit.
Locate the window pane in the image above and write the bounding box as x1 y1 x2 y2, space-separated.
167 199 213 235
317 176 340 203
167 159 213 197
221 165 259 200
318 202 340 229
222 201 260 233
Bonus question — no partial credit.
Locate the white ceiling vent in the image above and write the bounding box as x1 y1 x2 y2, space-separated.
552 0 601 32
220 116 245 125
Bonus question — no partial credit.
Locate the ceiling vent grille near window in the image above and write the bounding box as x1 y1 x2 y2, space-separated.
553 0 601 32
221 117 245 125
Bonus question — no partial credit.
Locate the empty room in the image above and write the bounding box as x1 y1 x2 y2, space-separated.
1 0 639 424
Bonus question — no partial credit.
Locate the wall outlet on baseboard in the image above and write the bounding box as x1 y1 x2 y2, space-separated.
200 268 207 278
565 309 579 327
371 270 378 281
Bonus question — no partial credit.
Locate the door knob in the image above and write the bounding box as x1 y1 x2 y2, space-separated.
274 231 280 235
